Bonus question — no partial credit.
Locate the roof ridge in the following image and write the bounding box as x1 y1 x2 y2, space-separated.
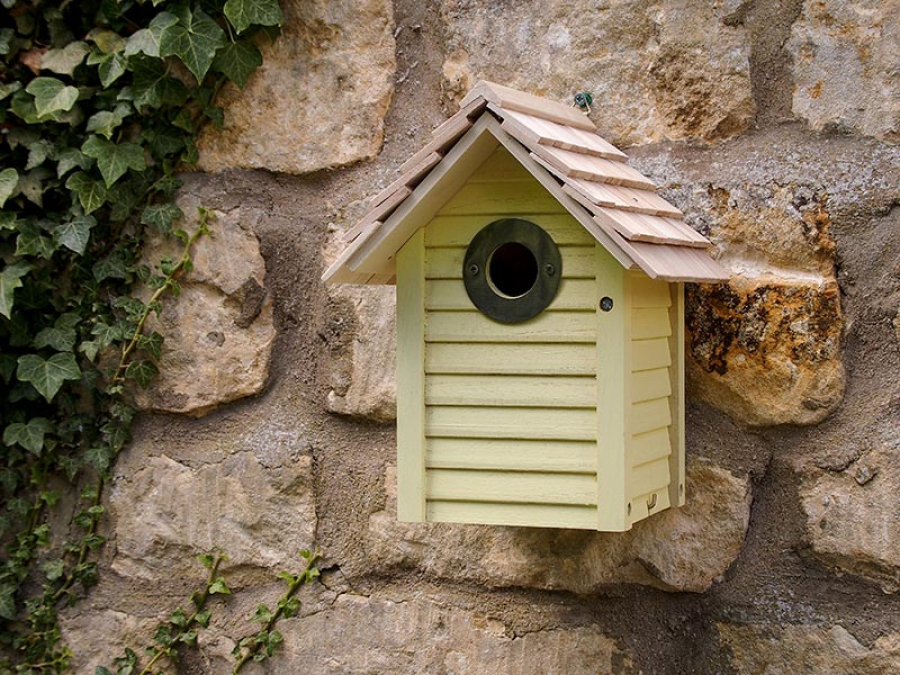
461 81 596 132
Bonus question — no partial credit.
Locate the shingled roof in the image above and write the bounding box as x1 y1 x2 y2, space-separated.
323 81 729 285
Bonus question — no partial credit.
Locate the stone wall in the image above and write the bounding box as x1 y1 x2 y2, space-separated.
60 1 900 673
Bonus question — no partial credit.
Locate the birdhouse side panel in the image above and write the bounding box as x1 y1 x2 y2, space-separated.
625 272 678 525
420 156 601 529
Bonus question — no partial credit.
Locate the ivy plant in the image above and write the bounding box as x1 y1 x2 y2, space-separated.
0 0 282 671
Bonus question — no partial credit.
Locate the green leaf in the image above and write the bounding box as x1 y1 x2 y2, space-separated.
208 577 231 595
57 147 92 178
0 81 21 101
87 28 126 54
130 55 189 108
169 607 188 627
0 587 15 620
26 140 54 170
25 77 80 117
82 136 146 187
42 558 65 581
125 13 179 58
35 313 81 350
197 553 215 569
16 352 82 402
124 359 158 388
137 331 163 361
212 38 262 88
0 261 31 319
252 603 273 624
41 41 90 75
53 214 96 254
98 53 128 88
159 7 226 82
3 418 53 455
141 202 183 233
87 103 132 140
15 225 57 259
0 168 18 208
195 609 212 627
224 0 284 34
93 249 129 281
18 167 53 207
84 445 113 472
66 171 108 214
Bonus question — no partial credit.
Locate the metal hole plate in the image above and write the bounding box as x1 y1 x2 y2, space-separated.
463 218 562 324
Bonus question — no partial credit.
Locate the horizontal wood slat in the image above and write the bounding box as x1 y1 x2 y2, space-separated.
551 173 682 218
425 406 597 441
425 343 596 376
630 338 672 371
598 207 710 248
631 398 672 436
427 469 597 505
426 215 595 247
427 500 599 529
426 438 597 472
463 81 597 131
497 108 626 160
425 278 596 311
629 427 672 467
629 274 673 308
624 240 731 283
631 368 672 404
425 245 597 279
629 489 671 524
630 458 671 500
532 145 655 190
425 374 597 408
437 181 565 217
426 310 596 343
632 307 673 340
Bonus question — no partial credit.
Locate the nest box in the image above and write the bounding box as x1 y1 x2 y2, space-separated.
324 81 728 531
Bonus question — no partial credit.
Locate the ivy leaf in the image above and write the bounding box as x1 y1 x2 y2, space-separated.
17 352 82 402
93 250 129 282
88 52 128 88
41 41 90 75
41 558 65 581
124 359 158 388
66 171 108 214
87 28 126 54
57 148 91 178
141 202 183 234
137 331 163 361
84 445 113 472
52 214 96 254
0 261 30 319
26 140 54 170
0 81 22 101
212 38 262 88
18 167 53 207
25 77 80 117
224 0 284 34
208 577 231 595
0 168 18 208
0 587 15 620
86 103 132 140
15 224 57 259
35 313 81 351
159 7 226 83
125 13 179 58
82 136 146 187
3 418 53 455
130 55 188 109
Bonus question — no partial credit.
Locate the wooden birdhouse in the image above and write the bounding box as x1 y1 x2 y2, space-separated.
324 82 728 531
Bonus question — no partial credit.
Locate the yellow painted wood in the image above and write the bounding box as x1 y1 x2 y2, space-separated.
467 146 532 182
395 229 426 522
425 406 596 441
631 368 672 403
631 398 672 436
595 244 629 531
630 457 671 498
425 310 596 343
438 181 563 216
630 338 672 372
425 245 597 279
427 469 597 505
425 215 595 247
632 307 673 340
668 282 686 507
425 278 597 311
628 489 671 524
427 500 598 529
426 438 596 472
629 272 673 308
425 374 596 408
629 428 672 467
425 343 596 376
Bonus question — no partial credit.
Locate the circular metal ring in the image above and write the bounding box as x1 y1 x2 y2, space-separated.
462 218 562 324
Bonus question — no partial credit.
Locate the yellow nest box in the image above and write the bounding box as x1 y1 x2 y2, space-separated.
324 81 728 531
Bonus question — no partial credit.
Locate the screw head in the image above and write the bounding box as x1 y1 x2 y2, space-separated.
544 263 556 276
600 296 614 312
467 263 479 276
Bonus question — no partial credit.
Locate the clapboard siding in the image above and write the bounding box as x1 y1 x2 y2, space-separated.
427 469 597 505
426 343 596 376
630 458 671 499
425 215 595 247
426 310 596 343
427 501 598 529
426 438 596 472
425 278 597 311
425 245 597 279
425 374 597 408
631 338 672 371
426 406 597 441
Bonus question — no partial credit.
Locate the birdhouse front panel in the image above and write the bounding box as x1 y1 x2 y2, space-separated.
325 81 727 531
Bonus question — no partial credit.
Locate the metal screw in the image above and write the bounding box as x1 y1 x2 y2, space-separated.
600 296 614 312
467 263 479 276
544 263 556 276
627 503 631 516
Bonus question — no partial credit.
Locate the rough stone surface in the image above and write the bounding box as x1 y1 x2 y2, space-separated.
675 181 845 427
364 459 751 594
58 610 158 675
132 199 275 417
223 593 635 675
799 432 900 593
108 421 315 580
440 0 755 145
197 0 396 173
789 0 900 142
719 623 900 673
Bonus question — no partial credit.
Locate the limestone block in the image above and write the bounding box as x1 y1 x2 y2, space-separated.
681 182 845 427
108 432 315 580
240 593 635 674
719 623 900 673
132 202 275 417
58 609 158 675
799 441 900 593
197 0 396 173
365 459 751 594
440 0 755 145
789 0 900 142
